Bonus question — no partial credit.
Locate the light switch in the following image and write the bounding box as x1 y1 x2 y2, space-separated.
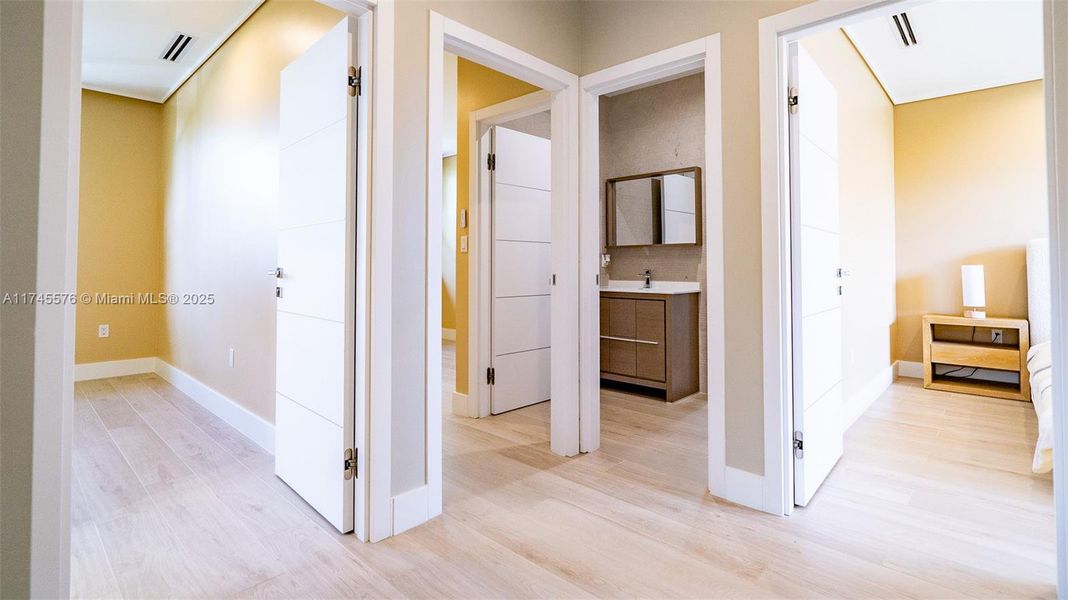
228 347 235 368
460 235 468 253
459 209 468 229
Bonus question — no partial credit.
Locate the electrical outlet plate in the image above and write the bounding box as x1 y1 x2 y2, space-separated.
460 235 468 253
228 348 235 368
98 324 110 338
991 329 1004 344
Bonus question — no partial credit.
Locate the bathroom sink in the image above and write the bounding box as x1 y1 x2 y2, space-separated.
599 280 700 295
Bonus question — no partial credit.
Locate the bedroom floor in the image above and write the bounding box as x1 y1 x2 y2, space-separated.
70 346 1055 598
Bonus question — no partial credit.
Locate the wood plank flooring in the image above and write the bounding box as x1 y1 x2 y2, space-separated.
72 343 1056 598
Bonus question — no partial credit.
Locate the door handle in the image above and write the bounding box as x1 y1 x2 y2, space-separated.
600 335 659 345
269 267 283 278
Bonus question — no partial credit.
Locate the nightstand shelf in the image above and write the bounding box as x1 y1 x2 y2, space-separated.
921 314 1030 402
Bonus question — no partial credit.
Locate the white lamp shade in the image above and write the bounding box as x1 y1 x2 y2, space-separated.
962 265 986 308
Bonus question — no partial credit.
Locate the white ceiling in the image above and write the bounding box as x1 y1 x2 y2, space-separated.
82 0 263 103
843 0 1043 105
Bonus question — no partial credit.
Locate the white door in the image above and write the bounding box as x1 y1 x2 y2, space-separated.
275 18 359 533
490 126 552 414
790 45 843 506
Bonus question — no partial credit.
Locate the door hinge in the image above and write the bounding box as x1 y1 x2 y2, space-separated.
344 448 357 480
793 430 804 459
487 367 495 385
788 87 799 114
487 153 496 171
347 66 362 97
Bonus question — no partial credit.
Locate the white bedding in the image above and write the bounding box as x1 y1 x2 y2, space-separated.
1027 342 1054 473
1026 238 1053 473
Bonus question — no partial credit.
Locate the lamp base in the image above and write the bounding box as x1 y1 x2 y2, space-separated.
964 308 987 319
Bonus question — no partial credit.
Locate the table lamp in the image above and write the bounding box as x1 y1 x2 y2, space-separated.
962 264 986 319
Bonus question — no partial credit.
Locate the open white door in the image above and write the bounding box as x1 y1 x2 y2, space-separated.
790 44 843 506
490 126 553 414
275 17 361 534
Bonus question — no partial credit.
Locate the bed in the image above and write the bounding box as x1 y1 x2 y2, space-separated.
1026 238 1054 473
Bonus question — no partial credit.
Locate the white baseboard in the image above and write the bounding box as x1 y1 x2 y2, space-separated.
153 359 275 454
724 466 765 512
74 357 156 381
894 360 923 379
442 328 456 341
844 364 894 430
392 485 429 535
451 390 472 417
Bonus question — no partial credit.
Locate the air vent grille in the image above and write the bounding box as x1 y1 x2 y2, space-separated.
892 12 918 47
160 32 196 62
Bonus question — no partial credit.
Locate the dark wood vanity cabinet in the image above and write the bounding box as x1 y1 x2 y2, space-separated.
600 291 699 401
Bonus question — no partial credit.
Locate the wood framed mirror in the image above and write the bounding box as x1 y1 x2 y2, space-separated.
606 167 702 248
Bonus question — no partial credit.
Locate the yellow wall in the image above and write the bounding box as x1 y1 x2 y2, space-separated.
159 0 343 422
77 90 163 364
893 81 1048 363
453 58 540 394
800 31 895 420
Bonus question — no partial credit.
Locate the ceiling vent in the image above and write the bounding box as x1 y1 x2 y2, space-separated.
892 12 918 47
160 32 196 62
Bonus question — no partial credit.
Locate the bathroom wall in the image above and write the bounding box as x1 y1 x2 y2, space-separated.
800 30 895 426
893 80 1048 363
600 73 707 392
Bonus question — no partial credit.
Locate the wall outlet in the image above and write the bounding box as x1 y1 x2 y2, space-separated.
97 324 109 338
991 329 1004 344
228 347 235 368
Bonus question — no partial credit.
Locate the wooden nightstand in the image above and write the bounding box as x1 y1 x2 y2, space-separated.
921 314 1030 402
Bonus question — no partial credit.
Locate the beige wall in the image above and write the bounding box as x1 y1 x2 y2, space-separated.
77 91 163 364
442 155 457 331
581 0 808 475
600 73 707 392
451 59 540 398
893 80 1048 363
800 31 896 421
159 0 343 423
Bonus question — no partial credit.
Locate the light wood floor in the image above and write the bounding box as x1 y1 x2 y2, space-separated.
72 343 1056 598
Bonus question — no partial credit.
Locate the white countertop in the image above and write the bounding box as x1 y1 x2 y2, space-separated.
600 280 701 295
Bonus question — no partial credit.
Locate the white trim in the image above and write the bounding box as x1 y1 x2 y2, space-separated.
391 485 429 535
577 36 728 501
893 360 923 380
724 467 765 512
441 328 455 341
74 357 156 381
425 11 581 535
153 359 275 454
468 91 553 420
843 365 893 431
1044 1 1068 593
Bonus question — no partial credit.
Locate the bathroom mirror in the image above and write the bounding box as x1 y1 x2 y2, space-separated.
606 167 702 248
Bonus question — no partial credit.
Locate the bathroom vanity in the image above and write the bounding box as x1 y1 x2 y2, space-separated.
599 281 700 401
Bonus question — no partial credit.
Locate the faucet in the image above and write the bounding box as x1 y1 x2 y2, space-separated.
641 269 652 289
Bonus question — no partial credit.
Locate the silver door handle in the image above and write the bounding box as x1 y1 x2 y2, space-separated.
269 267 283 278
600 335 658 345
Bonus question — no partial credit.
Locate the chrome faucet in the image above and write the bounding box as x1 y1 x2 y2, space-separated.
641 269 652 289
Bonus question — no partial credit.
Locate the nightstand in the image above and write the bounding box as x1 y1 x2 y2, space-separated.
921 314 1030 402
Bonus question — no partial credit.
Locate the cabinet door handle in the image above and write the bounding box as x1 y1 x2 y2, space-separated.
600 335 659 345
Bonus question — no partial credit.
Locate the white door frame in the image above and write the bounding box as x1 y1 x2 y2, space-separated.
426 11 581 520
456 91 553 419
759 0 1068 591
577 37 728 494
